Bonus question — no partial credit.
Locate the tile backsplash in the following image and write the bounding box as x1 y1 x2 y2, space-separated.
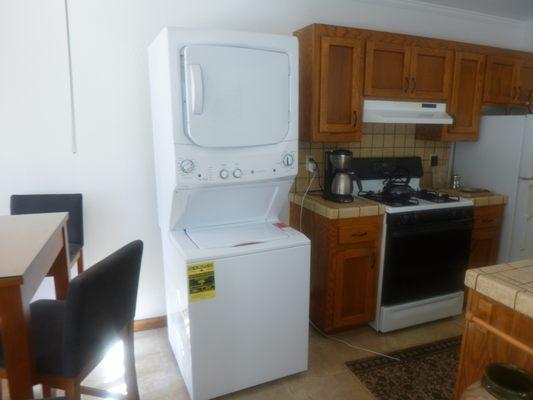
294 123 451 193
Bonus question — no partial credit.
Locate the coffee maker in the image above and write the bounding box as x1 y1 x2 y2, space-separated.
324 149 362 203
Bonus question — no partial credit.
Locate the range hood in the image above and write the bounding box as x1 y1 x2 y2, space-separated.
362 100 453 125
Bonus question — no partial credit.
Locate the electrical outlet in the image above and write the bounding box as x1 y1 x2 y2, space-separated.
430 154 439 167
306 155 317 172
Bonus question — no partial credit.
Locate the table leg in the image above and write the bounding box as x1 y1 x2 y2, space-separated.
0 285 35 399
50 226 70 300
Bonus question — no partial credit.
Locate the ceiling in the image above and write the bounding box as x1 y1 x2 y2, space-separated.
411 0 533 21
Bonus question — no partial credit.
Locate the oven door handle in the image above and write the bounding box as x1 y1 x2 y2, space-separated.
390 221 473 238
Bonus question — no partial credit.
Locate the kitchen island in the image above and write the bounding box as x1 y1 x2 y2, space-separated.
455 260 533 399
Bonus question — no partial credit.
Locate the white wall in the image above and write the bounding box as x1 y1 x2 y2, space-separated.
0 0 529 319
523 21 533 50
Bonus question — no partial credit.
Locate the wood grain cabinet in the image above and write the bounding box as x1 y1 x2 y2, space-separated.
289 203 382 332
455 291 533 399
294 25 364 142
365 41 453 100
319 37 364 137
417 52 486 142
468 205 504 268
517 61 533 106
484 55 522 104
447 52 486 140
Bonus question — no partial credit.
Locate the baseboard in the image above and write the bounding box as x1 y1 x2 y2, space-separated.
133 316 167 332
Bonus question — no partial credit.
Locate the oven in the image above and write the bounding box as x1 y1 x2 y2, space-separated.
381 206 474 307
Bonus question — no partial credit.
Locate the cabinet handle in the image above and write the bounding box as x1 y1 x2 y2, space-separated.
512 86 517 100
411 77 416 94
404 77 409 92
352 231 368 237
517 86 522 101
481 218 495 224
353 110 358 128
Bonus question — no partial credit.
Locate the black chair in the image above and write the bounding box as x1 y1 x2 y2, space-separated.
10 194 85 274
0 241 143 400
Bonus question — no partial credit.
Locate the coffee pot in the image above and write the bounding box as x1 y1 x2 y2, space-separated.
324 149 361 203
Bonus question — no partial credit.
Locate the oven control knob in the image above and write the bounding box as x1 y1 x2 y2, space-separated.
219 169 229 179
283 154 294 167
180 159 195 174
233 168 242 178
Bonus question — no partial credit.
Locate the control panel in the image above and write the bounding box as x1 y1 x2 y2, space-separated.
174 143 297 188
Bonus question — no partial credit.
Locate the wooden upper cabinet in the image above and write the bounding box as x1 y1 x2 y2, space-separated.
333 246 377 328
483 55 520 104
365 42 452 100
410 47 453 99
365 41 411 98
319 37 364 138
517 61 533 105
447 52 486 140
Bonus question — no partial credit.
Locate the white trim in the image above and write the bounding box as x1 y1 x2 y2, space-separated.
64 0 77 154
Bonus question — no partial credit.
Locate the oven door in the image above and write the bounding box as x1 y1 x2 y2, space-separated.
381 218 472 306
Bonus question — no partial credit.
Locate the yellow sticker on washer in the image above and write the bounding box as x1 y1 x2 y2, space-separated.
187 261 216 302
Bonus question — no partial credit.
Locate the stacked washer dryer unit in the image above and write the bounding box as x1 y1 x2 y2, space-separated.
148 28 310 400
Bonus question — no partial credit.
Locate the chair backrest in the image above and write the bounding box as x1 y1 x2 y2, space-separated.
62 240 143 377
10 194 84 245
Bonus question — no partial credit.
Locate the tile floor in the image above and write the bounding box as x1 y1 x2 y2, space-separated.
1 316 464 399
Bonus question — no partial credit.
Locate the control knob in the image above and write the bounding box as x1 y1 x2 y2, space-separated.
180 159 195 174
233 168 242 178
282 154 294 167
219 169 229 179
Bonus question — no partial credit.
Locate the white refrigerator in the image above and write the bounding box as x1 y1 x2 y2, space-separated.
454 115 533 262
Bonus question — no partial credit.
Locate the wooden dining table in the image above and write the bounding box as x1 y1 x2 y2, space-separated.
0 212 70 399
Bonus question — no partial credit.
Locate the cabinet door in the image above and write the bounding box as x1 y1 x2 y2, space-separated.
447 52 485 140
483 56 519 104
319 37 363 140
365 41 411 98
410 47 453 100
469 228 500 268
333 246 377 328
517 61 533 105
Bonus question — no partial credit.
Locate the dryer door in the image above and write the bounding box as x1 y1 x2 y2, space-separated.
182 44 290 148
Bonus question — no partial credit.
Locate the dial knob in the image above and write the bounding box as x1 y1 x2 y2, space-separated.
283 154 294 167
219 169 229 179
180 159 195 174
233 168 242 178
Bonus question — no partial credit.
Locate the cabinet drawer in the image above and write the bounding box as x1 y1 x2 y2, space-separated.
474 206 503 230
338 223 380 244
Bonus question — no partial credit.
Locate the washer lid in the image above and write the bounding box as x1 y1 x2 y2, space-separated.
181 44 291 148
186 221 289 249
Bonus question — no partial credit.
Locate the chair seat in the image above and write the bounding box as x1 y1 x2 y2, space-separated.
0 300 66 375
69 243 82 263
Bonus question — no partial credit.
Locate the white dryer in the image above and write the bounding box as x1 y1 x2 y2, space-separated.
148 28 310 400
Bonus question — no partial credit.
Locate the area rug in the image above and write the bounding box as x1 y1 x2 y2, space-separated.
346 336 462 400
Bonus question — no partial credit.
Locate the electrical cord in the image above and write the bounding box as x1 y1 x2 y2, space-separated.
299 169 317 232
309 320 401 362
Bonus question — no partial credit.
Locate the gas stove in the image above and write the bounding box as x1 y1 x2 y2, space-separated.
351 157 473 213
359 187 473 213
347 156 474 333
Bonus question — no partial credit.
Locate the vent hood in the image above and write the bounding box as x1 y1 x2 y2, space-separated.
362 100 453 125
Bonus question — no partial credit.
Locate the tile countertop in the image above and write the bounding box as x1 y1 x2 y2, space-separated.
465 260 533 319
289 193 386 219
439 188 508 207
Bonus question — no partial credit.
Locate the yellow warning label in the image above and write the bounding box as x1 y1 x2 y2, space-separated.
187 261 216 302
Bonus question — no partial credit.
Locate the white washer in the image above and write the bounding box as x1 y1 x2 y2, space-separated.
163 222 309 400
149 28 309 400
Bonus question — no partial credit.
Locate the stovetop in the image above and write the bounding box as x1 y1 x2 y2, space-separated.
358 188 474 213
